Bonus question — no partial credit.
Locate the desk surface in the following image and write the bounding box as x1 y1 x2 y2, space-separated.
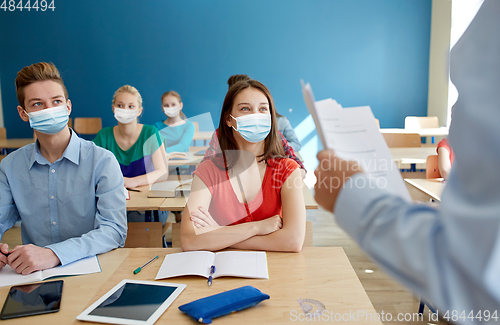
380 127 448 137
0 247 381 324
405 178 445 202
193 131 214 141
390 147 437 169
0 138 34 149
167 151 204 166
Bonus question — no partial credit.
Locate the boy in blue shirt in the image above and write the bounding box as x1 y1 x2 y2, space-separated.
0 62 127 275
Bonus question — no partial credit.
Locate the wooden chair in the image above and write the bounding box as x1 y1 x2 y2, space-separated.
0 127 6 155
73 117 102 135
404 116 439 129
171 220 314 248
426 155 441 179
124 222 171 248
382 133 421 148
191 121 199 146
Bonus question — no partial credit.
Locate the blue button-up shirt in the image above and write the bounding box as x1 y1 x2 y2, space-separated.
0 130 127 265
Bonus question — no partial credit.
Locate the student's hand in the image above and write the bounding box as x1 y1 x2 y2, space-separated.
7 245 60 275
255 215 282 236
190 206 219 228
314 150 363 212
0 243 9 270
123 177 138 189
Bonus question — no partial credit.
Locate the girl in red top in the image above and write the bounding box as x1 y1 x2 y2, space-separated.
181 79 306 252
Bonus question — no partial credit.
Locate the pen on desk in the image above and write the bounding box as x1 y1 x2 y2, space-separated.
207 265 216 286
126 188 141 192
133 255 159 274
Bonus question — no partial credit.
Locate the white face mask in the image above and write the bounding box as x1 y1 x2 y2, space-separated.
163 105 180 118
114 107 139 124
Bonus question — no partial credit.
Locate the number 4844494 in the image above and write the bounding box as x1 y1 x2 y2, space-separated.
1 0 55 11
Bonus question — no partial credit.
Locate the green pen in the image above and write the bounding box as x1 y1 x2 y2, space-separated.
133 255 159 274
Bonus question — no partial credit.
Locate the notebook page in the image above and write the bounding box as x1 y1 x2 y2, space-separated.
0 266 42 287
41 255 101 280
213 251 269 279
155 251 215 279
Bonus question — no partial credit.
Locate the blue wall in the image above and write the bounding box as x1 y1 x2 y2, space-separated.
0 0 431 139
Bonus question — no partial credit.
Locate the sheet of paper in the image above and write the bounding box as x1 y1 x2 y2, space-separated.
155 251 215 279
42 255 101 280
213 251 269 279
0 267 42 287
0 255 101 288
302 82 411 201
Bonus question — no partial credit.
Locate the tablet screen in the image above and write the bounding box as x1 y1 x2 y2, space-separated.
0 280 63 320
89 282 177 321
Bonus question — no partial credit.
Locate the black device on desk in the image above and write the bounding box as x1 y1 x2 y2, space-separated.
0 280 63 320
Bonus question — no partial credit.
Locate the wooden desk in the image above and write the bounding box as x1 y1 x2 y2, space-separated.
405 178 445 202
380 127 448 137
0 138 34 149
168 152 204 166
127 185 165 211
0 247 380 324
390 147 437 170
193 131 214 141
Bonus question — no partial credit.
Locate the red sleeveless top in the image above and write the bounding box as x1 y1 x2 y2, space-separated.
193 158 299 226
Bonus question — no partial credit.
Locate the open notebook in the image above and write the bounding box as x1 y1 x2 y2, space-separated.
0 255 101 287
155 251 269 280
149 179 193 198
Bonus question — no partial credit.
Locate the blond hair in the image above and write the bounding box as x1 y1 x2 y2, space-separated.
113 85 143 107
15 62 68 109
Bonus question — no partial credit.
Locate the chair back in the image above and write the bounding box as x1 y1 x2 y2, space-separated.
73 117 102 135
0 127 6 139
383 133 421 148
426 155 441 179
405 116 439 129
124 222 171 248
192 121 199 132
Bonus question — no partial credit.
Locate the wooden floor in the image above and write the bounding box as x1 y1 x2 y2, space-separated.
3 186 450 325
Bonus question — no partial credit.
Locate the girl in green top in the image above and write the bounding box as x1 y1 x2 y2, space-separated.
94 85 168 189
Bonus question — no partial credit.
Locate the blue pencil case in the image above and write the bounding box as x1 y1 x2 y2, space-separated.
178 286 270 324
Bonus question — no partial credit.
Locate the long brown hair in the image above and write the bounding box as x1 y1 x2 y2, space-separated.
217 79 285 169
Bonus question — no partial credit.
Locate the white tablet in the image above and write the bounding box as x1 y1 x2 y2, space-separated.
76 279 186 325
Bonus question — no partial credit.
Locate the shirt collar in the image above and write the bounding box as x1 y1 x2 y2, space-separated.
29 129 81 168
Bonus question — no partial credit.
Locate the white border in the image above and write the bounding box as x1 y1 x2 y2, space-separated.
76 279 186 325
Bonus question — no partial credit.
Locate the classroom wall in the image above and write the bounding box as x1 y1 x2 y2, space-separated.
427 0 452 127
0 0 431 140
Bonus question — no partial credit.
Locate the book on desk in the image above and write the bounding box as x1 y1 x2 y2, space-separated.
149 179 192 198
0 256 101 288
167 152 189 160
155 251 269 280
